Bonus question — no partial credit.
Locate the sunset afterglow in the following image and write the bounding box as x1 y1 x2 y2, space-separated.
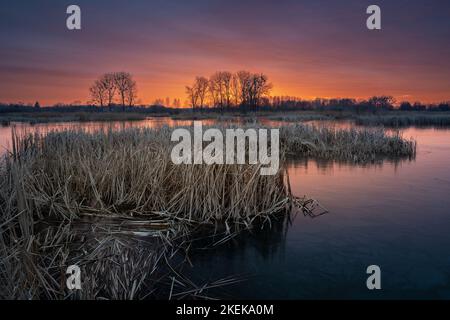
1 0 450 106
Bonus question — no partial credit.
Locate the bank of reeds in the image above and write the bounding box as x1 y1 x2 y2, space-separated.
264 113 332 122
279 124 416 162
0 125 294 299
0 112 151 124
0 123 415 299
0 124 415 224
3 127 290 222
170 112 332 123
0 211 240 299
354 113 450 127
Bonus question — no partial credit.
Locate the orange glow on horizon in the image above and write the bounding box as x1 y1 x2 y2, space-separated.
2 2 450 106
2 72 448 108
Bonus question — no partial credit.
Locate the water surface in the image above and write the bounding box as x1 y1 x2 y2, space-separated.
189 126 450 299
1 119 449 299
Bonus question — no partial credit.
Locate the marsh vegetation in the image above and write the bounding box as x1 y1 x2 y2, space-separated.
0 123 416 299
353 113 450 127
0 125 290 299
0 111 152 124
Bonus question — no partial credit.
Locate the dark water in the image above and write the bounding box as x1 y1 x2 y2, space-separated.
187 126 450 299
1 120 449 299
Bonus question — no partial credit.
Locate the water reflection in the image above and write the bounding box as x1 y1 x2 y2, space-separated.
185 126 450 299
183 215 292 298
0 118 216 154
287 156 415 175
2 119 450 299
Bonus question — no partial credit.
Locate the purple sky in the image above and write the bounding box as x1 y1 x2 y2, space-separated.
1 0 449 105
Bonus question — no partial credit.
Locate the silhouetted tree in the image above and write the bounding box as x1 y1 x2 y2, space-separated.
437 102 450 111
89 72 138 110
236 70 251 106
400 101 412 111
195 76 209 108
187 70 272 110
248 73 272 109
113 72 137 111
209 72 224 108
154 98 165 106
231 73 240 106
89 79 108 107
220 71 233 108
186 85 199 109
412 101 426 111
102 73 116 107
368 96 395 110
172 98 181 108
125 79 137 107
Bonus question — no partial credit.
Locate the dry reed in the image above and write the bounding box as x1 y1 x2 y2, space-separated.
354 113 450 127
0 125 294 299
279 124 416 162
0 123 415 299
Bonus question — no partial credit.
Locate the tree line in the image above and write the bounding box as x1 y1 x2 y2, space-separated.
185 71 273 110
2 98 449 113
2 69 450 113
267 96 450 113
89 72 137 110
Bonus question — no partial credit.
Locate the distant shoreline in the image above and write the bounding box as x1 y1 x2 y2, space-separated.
1 109 450 127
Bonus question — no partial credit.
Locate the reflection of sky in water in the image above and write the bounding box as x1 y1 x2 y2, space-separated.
0 118 210 153
1 120 450 299
189 126 450 299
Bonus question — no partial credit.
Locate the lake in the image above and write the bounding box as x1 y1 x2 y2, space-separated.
1 119 449 299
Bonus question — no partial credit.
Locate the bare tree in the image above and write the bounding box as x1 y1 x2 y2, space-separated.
102 73 116 107
209 72 223 108
89 79 107 107
195 76 209 108
172 98 181 108
113 72 136 111
368 95 396 110
248 73 272 108
89 72 138 110
186 85 199 109
231 73 241 106
154 98 165 106
221 71 233 108
186 70 272 109
236 70 252 107
186 76 209 109
125 79 137 107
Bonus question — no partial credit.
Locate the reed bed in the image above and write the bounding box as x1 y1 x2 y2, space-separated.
0 212 239 299
0 112 150 124
2 127 290 223
0 123 415 299
0 125 293 299
264 113 332 122
279 124 416 162
354 113 450 127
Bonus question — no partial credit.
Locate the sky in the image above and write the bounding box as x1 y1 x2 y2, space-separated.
0 0 449 106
